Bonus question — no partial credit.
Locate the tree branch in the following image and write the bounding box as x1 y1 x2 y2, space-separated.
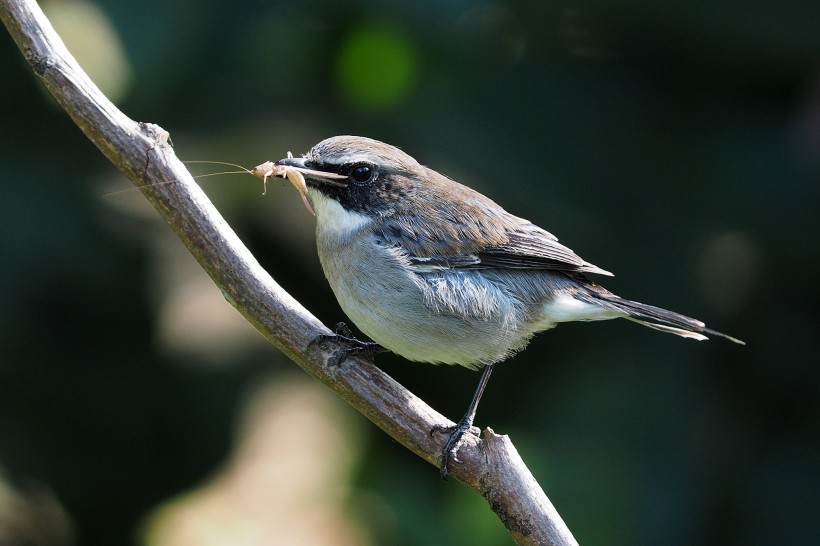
1 1 578 544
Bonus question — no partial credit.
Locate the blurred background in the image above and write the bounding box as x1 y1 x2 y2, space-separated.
2 0 819 544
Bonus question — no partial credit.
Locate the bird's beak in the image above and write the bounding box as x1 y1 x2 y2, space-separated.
250 155 347 216
274 156 348 188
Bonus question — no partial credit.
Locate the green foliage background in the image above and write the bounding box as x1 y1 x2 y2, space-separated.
1 0 819 544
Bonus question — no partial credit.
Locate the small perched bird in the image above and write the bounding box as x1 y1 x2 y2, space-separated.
274 135 743 477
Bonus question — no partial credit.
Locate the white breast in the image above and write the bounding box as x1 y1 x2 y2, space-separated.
308 190 372 242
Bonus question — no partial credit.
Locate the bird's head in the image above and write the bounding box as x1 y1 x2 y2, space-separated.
274 135 426 218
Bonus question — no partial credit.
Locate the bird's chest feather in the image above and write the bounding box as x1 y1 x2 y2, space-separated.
315 229 533 366
316 226 422 324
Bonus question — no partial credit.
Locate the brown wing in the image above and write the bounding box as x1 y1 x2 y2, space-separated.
377 169 612 276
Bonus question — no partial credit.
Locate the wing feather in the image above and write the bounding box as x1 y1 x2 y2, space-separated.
375 169 612 276
380 219 611 276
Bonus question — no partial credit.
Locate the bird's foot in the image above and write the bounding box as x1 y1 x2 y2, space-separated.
431 418 481 479
309 322 387 366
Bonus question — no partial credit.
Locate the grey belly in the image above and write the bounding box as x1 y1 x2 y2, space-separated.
318 242 543 368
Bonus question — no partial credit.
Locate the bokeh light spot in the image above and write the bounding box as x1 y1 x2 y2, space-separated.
42 0 133 102
697 230 761 315
335 27 417 111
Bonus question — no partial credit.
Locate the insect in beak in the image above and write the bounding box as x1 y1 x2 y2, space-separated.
252 152 347 216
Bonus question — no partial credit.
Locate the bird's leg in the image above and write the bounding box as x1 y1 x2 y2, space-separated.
308 322 388 366
432 363 495 479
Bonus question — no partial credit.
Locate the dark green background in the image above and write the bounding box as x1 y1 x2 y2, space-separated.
2 0 819 544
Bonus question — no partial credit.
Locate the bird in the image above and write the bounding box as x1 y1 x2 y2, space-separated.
273 135 744 477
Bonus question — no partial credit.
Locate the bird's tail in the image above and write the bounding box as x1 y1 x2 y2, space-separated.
578 288 745 345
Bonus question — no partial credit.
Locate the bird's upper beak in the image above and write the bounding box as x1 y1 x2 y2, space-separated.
274 155 307 170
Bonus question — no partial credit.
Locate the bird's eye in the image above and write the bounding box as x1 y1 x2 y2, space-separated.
349 163 375 184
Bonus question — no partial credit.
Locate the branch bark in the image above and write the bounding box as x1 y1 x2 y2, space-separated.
1 1 579 544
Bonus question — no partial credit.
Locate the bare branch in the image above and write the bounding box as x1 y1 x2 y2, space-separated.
1 1 579 544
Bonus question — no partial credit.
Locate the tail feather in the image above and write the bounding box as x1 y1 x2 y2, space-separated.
579 290 745 345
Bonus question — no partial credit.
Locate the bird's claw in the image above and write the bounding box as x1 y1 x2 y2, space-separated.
308 322 387 366
431 420 481 479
